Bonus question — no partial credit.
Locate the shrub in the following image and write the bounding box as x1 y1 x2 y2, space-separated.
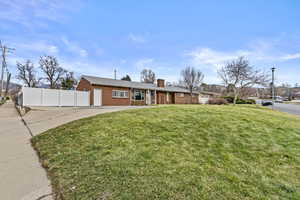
236 98 245 104
222 96 256 104
208 98 228 105
246 99 256 104
236 99 256 104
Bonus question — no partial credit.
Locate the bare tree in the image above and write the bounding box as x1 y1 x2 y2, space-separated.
218 57 269 105
141 69 155 83
16 60 38 87
39 56 66 89
61 71 77 90
180 66 204 103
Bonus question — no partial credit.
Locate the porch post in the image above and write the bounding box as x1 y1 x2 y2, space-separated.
147 89 150 105
130 88 132 105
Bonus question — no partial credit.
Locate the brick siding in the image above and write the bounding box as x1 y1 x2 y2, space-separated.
92 85 131 106
76 78 199 105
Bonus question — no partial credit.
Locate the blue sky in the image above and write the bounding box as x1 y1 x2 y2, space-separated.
1 0 300 85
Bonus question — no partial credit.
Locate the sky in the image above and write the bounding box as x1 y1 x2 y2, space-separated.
1 0 300 85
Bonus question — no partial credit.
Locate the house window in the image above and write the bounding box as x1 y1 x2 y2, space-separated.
132 90 145 101
112 90 129 98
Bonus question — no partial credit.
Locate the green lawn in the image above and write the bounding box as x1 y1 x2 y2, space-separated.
32 105 300 200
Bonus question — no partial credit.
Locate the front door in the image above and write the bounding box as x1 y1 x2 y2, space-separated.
93 88 102 106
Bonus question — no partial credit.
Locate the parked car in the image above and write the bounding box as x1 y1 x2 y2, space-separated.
262 100 273 106
274 97 283 103
283 97 289 101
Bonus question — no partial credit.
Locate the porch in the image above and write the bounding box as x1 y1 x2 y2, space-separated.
130 89 175 105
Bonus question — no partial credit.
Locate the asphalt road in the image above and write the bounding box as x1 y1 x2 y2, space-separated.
271 103 300 116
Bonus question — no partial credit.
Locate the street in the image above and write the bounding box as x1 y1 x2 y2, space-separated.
271 103 300 116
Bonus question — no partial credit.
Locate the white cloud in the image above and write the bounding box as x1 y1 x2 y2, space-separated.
185 48 251 70
61 37 88 57
128 33 147 44
0 0 84 27
60 59 127 80
280 53 300 60
14 41 59 54
185 44 300 71
133 58 182 82
183 38 300 84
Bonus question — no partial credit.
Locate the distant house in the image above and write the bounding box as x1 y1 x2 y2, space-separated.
76 75 199 106
200 91 221 98
294 92 300 100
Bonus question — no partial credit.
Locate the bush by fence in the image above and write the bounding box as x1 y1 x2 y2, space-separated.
222 96 256 104
208 98 228 105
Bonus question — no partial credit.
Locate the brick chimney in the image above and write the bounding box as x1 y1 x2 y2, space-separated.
157 79 165 87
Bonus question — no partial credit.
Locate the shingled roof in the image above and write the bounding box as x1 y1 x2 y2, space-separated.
82 75 197 93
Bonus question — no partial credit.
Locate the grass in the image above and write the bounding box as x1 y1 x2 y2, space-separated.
32 105 300 200
284 101 300 105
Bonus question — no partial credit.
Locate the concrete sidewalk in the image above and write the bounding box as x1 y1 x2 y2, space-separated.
0 102 52 200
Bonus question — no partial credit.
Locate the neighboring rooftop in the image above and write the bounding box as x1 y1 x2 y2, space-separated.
81 75 197 93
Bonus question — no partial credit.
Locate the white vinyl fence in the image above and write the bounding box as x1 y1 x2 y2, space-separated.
19 87 90 107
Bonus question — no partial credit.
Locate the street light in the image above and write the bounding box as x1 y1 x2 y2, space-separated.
271 67 276 109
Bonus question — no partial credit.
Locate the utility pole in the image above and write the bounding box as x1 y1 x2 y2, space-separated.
0 41 15 98
271 67 276 109
4 72 11 97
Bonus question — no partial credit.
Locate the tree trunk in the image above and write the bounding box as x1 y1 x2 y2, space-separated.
233 87 242 105
233 93 238 105
233 88 238 106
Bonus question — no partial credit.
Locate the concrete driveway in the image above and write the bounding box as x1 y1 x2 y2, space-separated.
23 106 147 136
